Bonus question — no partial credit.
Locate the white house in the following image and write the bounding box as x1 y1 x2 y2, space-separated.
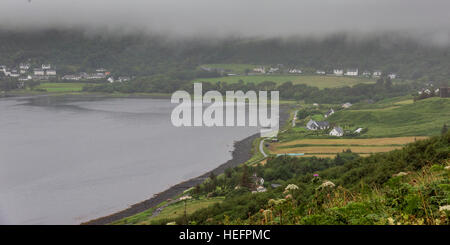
62 74 82 81
324 108 335 118
388 73 397 79
342 102 352 108
46 70 56 76
362 71 371 77
33 68 45 76
42 64 51 70
373 70 382 77
333 69 343 76
19 63 30 70
18 75 32 81
118 76 131 82
354 128 363 134
345 68 358 76
2 68 11 76
306 119 330 130
107 77 115 83
10 70 20 78
329 127 344 137
288 68 302 74
268 67 279 73
253 66 265 74
316 70 326 75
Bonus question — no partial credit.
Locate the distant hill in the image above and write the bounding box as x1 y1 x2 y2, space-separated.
0 29 449 84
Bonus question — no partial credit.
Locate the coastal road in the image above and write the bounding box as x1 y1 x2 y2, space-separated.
259 139 268 158
292 110 298 127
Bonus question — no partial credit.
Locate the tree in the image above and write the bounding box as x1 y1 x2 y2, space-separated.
240 165 252 189
442 124 448 135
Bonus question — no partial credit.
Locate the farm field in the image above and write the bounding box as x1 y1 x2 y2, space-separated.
195 75 375 89
36 83 86 92
268 137 426 158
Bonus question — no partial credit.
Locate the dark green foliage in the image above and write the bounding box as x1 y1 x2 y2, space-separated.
186 133 449 224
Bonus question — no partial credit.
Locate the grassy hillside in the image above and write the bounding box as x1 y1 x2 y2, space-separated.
328 97 450 137
195 75 375 89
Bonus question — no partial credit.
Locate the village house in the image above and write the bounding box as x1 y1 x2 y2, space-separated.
42 64 51 70
33 68 45 76
388 73 397 79
10 70 20 78
306 119 330 130
288 68 302 74
62 74 82 81
253 66 266 74
46 69 57 76
373 70 382 77
18 75 32 82
19 63 30 70
118 76 131 82
333 69 343 76
418 88 432 95
362 71 371 77
329 126 344 137
2 67 12 76
342 102 352 108
316 70 326 75
324 108 335 118
345 68 358 76
107 77 115 83
268 67 279 73
354 128 363 134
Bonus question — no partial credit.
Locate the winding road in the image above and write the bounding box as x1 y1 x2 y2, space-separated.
259 139 268 158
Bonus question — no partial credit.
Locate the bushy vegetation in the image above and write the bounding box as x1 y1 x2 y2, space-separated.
156 133 450 225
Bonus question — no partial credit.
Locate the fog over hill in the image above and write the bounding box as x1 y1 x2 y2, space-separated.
0 0 450 45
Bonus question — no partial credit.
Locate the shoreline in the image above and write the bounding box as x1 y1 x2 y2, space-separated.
84 105 290 225
82 133 260 225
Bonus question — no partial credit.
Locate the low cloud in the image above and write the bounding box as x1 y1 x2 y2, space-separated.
1 0 449 44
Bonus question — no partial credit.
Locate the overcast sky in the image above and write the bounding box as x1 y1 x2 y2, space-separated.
1 0 449 43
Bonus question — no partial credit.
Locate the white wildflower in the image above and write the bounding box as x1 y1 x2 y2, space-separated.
285 184 299 191
320 181 336 188
439 205 450 212
387 217 395 225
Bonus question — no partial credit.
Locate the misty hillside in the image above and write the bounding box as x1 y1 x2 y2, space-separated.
1 30 449 83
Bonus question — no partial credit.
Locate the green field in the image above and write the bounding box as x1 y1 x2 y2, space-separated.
328 97 450 137
195 75 375 89
36 83 85 92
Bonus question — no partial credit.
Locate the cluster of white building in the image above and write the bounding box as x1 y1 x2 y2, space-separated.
62 69 110 81
0 63 57 81
320 68 396 79
304 104 363 137
251 65 397 78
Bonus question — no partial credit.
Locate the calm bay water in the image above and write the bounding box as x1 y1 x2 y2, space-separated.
0 96 258 224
